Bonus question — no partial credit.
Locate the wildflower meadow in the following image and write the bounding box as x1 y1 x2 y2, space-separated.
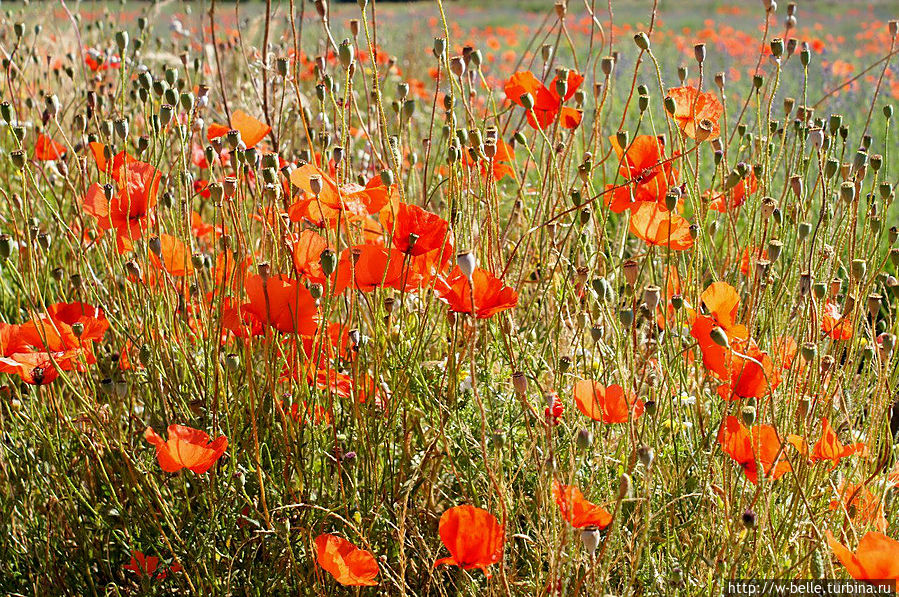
1 0 898 594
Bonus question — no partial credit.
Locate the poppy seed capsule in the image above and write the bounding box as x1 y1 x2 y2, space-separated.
742 509 757 529
0 234 12 260
851 259 867 281
512 372 527 395
10 150 25 170
767 239 783 262
617 473 632 499
694 43 706 64
449 56 465 77
705 326 729 349
643 285 661 311
622 259 638 286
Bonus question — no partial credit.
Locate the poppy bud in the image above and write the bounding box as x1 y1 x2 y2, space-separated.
637 445 654 467
710 326 729 348
320 249 337 276
851 259 866 281
742 509 757 529
518 92 535 111
617 473 632 499
124 260 141 281
638 94 649 113
0 234 11 261
633 32 650 50
225 353 240 372
618 308 634 328
580 527 601 557
799 342 817 362
457 251 476 279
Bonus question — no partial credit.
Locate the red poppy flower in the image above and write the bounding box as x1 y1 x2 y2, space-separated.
34 133 67 161
380 202 452 257
123 550 182 580
628 203 694 251
238 273 319 336
289 229 330 283
717 416 790 484
315 534 379 586
434 505 504 577
332 244 423 293
573 381 644 424
143 424 228 474
605 135 678 213
666 86 723 140
207 109 271 148
827 531 899 589
828 483 886 533
504 70 583 130
822 301 854 340
289 164 388 226
87 141 136 177
460 139 517 181
788 417 866 469
710 172 758 212
82 159 161 251
149 234 194 277
552 480 612 529
545 392 564 425
434 266 518 319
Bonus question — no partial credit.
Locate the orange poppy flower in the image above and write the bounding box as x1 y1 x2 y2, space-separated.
822 302 854 340
605 135 678 213
504 70 583 130
739 246 768 276
434 266 519 319
666 86 723 140
332 244 422 294
829 483 887 532
87 141 136 177
827 531 899 589
149 234 194 277
239 273 319 336
573 381 644 423
123 550 182 580
710 172 758 212
82 159 161 251
788 418 866 468
380 202 453 257
144 424 228 474
288 229 330 283
717 416 791 484
434 505 504 577
460 138 517 181
289 164 389 226
34 133 67 161
207 109 271 148
628 203 694 251
552 480 612 529
315 534 379 586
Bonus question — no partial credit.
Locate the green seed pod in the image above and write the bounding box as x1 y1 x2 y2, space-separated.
338 39 355 68
884 105 894 119
320 249 337 276
0 234 11 260
633 32 650 50
741 405 756 426
115 30 129 52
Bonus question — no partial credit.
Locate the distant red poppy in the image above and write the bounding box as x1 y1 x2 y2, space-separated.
828 482 886 532
315 534 379 586
144 425 227 474
827 531 899 589
34 134 67 161
552 480 612 529
573 381 644 423
628 203 694 251
666 86 723 140
123 550 182 580
434 505 504 577
207 109 271 148
149 234 194 277
332 244 419 293
288 229 330 283
717 416 790 484
504 70 583 130
434 266 518 319
710 172 758 212
822 302 854 340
